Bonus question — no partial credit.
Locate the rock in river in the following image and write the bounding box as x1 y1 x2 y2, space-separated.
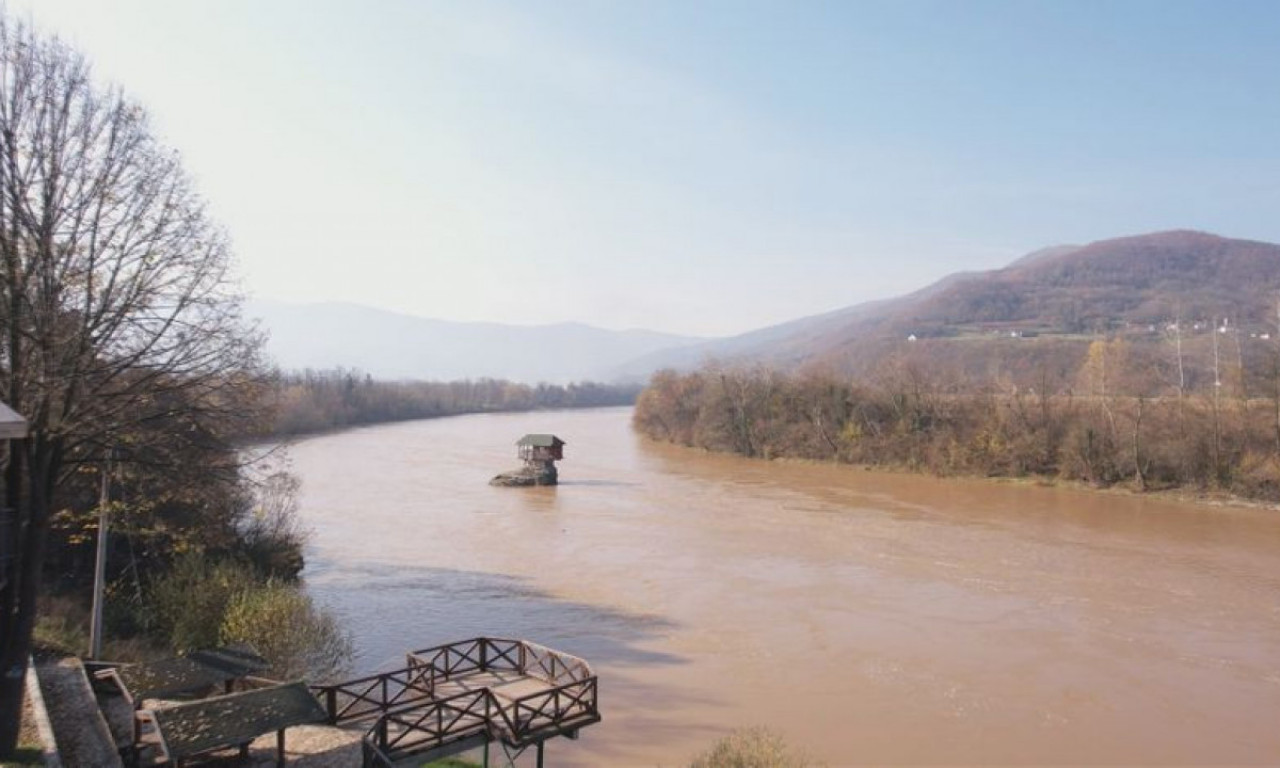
489 464 558 487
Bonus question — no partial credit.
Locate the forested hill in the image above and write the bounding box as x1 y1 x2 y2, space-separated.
621 230 1280 383
883 230 1280 333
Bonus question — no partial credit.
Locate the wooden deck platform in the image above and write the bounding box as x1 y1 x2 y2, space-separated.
311 638 600 767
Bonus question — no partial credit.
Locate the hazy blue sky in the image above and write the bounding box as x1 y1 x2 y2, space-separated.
11 0 1280 336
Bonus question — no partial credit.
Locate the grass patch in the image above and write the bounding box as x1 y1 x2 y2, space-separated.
32 594 164 663
32 595 87 657
421 759 482 768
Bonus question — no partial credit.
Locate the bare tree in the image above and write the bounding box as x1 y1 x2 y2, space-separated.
1164 314 1188 436
1211 318 1223 474
1273 294 1280 453
1171 317 1186 398
0 15 263 752
1081 337 1119 442
709 364 777 458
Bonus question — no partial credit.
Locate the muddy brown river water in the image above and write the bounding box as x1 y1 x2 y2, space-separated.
286 407 1280 766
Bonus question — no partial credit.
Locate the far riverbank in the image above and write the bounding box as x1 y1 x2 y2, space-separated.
261 369 639 439
635 368 1280 506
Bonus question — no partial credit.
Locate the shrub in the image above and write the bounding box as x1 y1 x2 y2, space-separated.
1230 449 1280 502
240 472 307 580
219 581 352 682
689 728 821 768
147 553 259 652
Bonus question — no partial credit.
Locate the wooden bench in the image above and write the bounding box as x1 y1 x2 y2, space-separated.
136 681 328 767
95 644 271 705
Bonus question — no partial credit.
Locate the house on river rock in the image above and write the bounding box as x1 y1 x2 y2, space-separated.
490 434 565 487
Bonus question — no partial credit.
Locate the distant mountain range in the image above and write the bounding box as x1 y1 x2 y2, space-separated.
246 300 705 383
625 230 1280 380
252 231 1280 385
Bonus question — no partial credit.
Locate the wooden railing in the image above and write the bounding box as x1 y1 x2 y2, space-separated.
362 688 490 764
361 678 599 765
323 637 600 766
494 676 599 744
408 637 489 689
518 640 593 687
311 666 433 724
407 637 593 690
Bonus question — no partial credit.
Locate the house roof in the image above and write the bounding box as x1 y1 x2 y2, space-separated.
517 434 565 447
0 401 27 439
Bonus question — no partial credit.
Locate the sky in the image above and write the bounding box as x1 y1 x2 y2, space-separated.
9 0 1280 337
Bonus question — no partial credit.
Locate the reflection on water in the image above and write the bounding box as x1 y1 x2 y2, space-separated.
289 406 1280 766
305 562 680 672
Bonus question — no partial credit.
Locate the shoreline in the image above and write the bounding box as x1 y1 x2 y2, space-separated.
236 403 636 449
638 433 1280 515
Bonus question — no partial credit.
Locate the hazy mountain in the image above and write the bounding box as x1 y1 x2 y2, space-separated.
620 231 1280 378
255 232 1280 385
247 300 706 383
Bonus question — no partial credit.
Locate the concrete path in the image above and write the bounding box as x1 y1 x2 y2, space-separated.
34 657 122 768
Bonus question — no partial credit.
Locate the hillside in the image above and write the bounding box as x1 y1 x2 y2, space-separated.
248 300 705 383
256 232 1280 386
887 230 1280 334
625 231 1280 381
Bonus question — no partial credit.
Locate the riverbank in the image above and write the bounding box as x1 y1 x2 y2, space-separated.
262 370 639 439
634 367 1280 505
751 450 1280 514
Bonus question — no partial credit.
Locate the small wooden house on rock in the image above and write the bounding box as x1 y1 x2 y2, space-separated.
518 434 564 463
491 434 566 487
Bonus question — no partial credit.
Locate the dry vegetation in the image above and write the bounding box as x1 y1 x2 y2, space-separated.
636 329 1280 502
268 369 640 437
688 728 822 768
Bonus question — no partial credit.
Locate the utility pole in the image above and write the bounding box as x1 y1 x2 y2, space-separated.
88 450 111 659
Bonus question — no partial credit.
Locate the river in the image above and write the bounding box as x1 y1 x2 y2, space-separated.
286 406 1280 766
